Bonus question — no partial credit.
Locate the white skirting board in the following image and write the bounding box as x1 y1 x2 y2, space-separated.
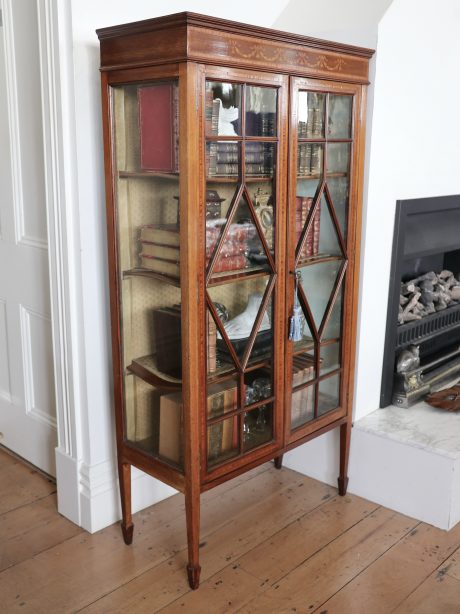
284 405 460 531
56 448 177 533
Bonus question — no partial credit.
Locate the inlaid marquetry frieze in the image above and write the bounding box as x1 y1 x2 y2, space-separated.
189 28 369 84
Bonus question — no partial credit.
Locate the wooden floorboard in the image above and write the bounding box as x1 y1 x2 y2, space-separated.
1 452 460 613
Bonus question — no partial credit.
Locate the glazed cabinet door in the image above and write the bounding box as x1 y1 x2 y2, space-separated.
201 67 288 481
286 77 364 442
105 67 190 479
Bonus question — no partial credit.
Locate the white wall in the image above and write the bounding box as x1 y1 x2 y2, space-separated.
283 0 460 489
65 0 290 531
355 0 460 420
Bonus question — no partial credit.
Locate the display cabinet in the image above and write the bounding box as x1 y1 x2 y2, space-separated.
97 12 373 589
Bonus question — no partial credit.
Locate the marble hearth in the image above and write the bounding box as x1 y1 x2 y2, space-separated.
348 402 460 530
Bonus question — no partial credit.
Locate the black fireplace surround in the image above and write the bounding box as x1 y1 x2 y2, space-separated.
380 194 460 407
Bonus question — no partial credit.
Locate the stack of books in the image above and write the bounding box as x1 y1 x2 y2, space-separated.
207 312 217 374
207 142 274 177
291 354 315 427
139 224 180 278
295 196 321 259
297 143 323 177
206 221 254 273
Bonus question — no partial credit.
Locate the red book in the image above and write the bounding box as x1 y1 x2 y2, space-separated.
138 84 178 172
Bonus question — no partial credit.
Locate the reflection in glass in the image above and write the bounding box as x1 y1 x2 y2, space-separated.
298 91 325 138
207 415 239 467
208 275 272 364
318 374 340 416
318 194 342 257
291 384 315 429
243 404 273 451
297 143 323 178
207 378 238 418
328 95 353 139
206 193 271 278
246 142 276 177
206 141 240 178
293 298 315 352
205 81 241 136
327 142 351 175
246 86 277 137
322 286 343 341
299 260 342 329
327 176 349 240
320 342 341 375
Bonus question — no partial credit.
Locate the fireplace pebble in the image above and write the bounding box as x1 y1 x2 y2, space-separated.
398 270 460 324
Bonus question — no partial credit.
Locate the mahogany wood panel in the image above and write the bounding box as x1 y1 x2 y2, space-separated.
97 12 373 84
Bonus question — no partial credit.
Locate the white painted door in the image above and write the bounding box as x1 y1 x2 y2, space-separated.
0 0 57 475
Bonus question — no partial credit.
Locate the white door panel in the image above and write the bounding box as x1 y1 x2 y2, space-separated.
0 0 57 475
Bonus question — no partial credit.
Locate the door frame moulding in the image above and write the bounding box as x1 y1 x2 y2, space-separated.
35 0 86 524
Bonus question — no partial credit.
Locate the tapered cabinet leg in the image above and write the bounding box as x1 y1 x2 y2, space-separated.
185 489 201 590
118 462 134 544
338 422 352 496
274 454 284 469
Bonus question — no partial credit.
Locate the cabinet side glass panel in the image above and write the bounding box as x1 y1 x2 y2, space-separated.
112 82 184 471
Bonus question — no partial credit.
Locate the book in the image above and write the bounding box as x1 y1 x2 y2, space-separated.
295 197 321 258
158 391 183 464
140 242 180 262
139 224 180 247
138 84 179 172
140 255 180 277
152 306 182 377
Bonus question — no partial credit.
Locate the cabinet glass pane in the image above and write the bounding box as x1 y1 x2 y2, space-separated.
246 86 277 137
206 141 240 179
207 378 239 418
299 260 342 330
206 194 272 280
207 415 239 467
243 404 273 451
205 81 242 136
327 95 353 139
246 142 275 178
298 91 325 138
291 383 315 429
124 375 182 469
208 276 273 367
318 374 340 416
297 143 323 178
244 368 272 407
293 295 315 353
322 286 343 341
112 81 183 467
320 342 341 375
317 194 343 258
327 142 351 175
327 176 349 241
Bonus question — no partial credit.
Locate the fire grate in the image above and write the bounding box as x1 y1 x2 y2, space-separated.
396 302 460 350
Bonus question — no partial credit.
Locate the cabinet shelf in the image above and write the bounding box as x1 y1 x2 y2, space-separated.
123 267 181 287
118 170 179 181
297 254 343 267
297 172 347 180
127 354 182 389
207 176 273 183
208 264 271 286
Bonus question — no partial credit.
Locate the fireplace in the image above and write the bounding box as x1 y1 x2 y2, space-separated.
380 195 460 407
